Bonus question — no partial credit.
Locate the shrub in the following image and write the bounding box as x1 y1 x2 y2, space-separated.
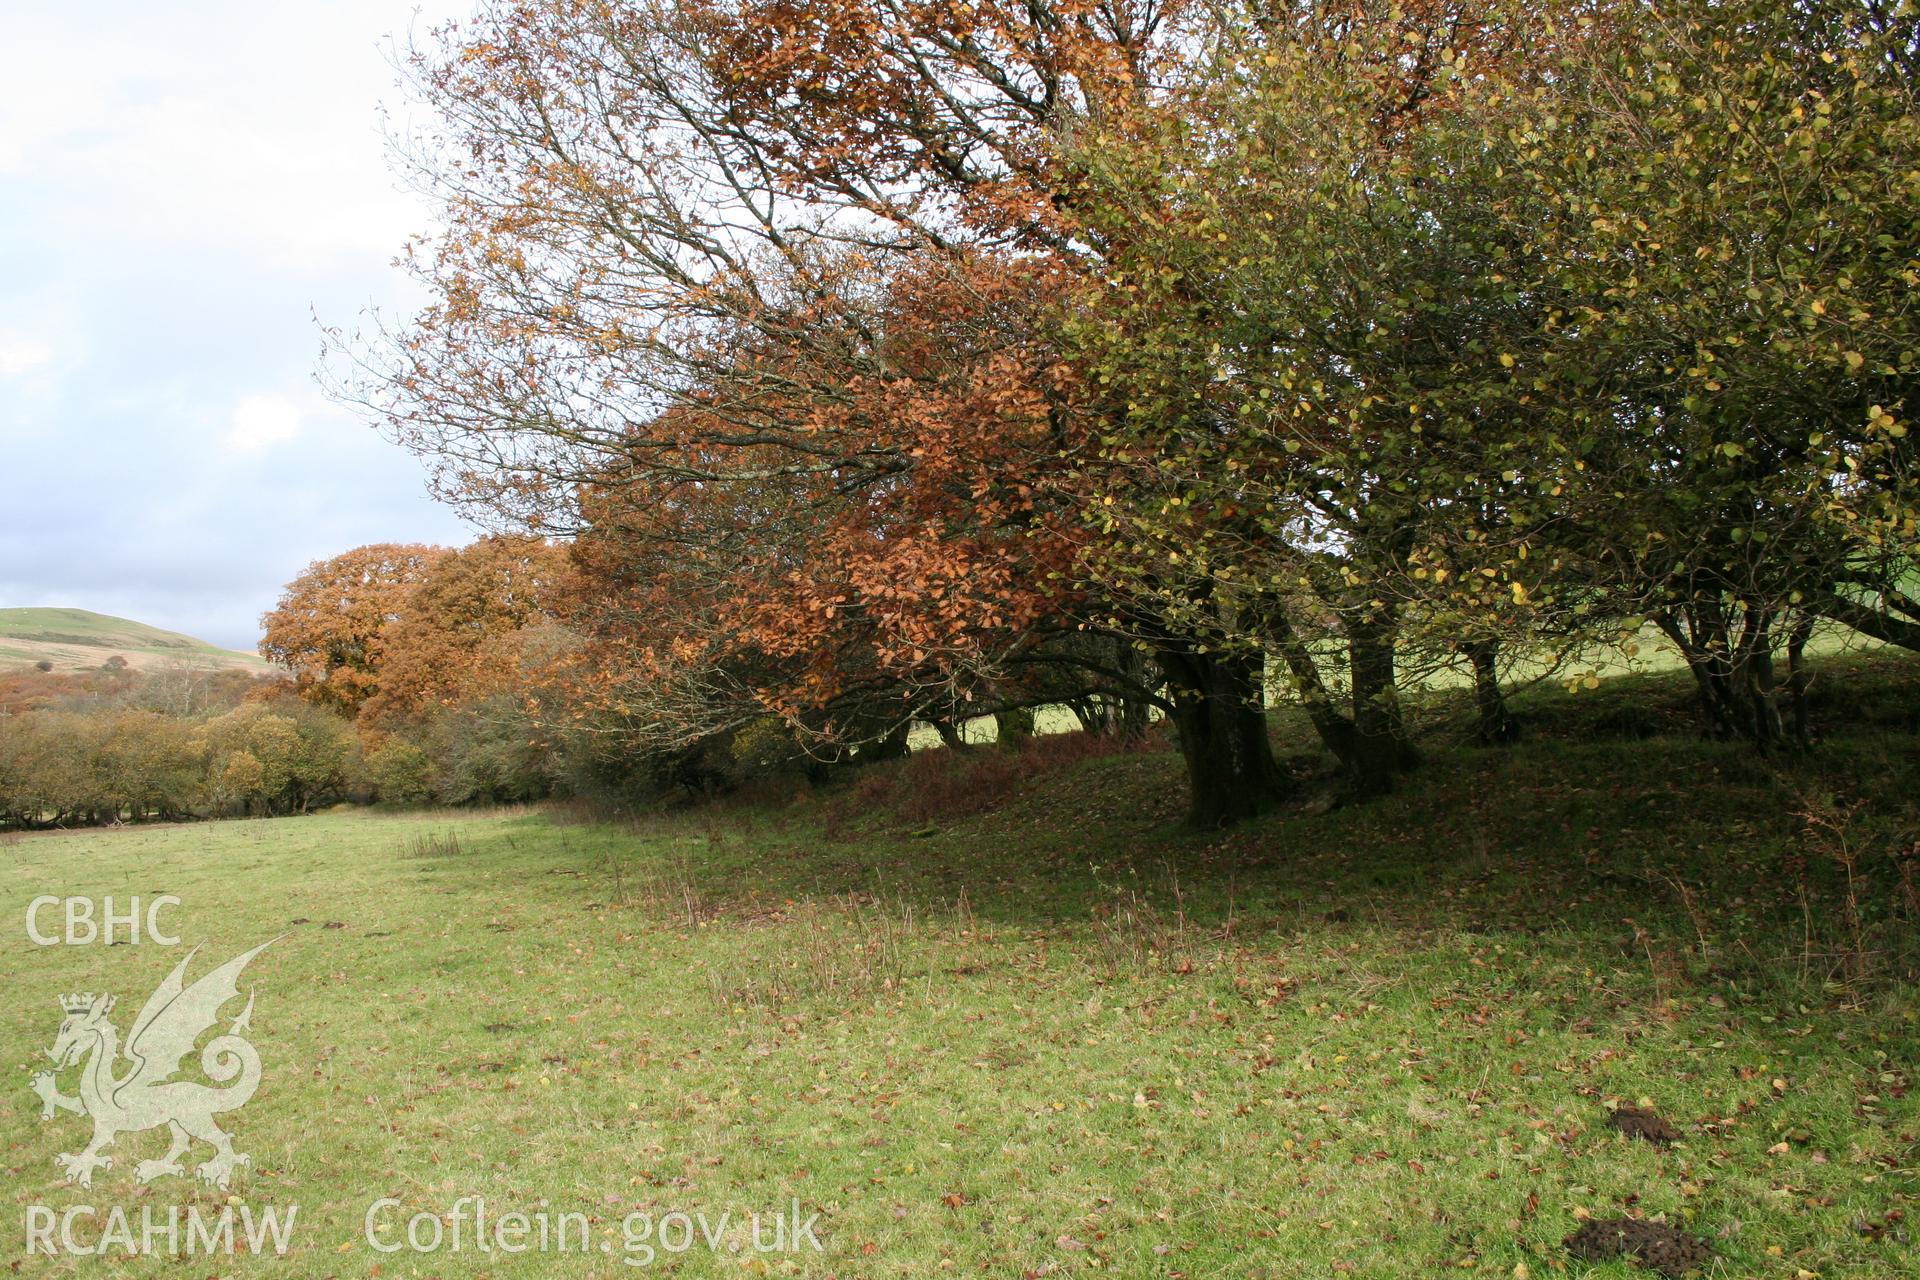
192 700 356 815
425 695 552 805
365 737 437 805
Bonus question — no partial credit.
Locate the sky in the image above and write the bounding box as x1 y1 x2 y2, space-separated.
0 1 478 652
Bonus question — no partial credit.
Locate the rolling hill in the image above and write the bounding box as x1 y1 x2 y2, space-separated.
0 607 272 674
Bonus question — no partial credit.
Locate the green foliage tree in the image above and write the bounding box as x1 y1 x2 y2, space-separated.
364 737 437 805
1062 1 1557 794
192 701 355 816
1067 0 1920 759
1496 0 1920 741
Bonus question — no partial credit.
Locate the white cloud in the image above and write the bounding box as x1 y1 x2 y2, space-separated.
225 395 304 452
0 336 53 377
0 3 477 647
0 2 469 273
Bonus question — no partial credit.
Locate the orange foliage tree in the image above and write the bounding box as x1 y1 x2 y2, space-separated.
259 543 448 715
541 253 1119 761
360 535 570 729
341 0 1203 807
344 0 1524 823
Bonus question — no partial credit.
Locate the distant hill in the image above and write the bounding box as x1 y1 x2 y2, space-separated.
0 608 272 674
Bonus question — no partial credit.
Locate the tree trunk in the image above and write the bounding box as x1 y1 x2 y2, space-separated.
1346 617 1420 797
1065 698 1104 735
1067 693 1151 741
1786 617 1815 746
855 722 910 764
1657 607 1746 739
1269 613 1362 763
1465 640 1519 745
928 718 969 751
1658 601 1800 746
993 707 1034 750
1737 608 1785 750
1269 608 1418 793
1157 643 1287 827
1109 642 1155 742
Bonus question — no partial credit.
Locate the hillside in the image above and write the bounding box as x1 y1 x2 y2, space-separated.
0 606 271 673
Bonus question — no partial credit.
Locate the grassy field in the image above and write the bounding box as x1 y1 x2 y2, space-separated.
1 656 1917 1276
0 607 270 674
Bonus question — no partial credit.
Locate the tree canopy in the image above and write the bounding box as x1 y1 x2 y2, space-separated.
323 0 1920 824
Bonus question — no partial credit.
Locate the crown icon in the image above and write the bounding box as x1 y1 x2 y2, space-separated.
60 993 110 1015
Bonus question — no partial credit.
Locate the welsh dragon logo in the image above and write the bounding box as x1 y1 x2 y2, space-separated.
29 939 275 1190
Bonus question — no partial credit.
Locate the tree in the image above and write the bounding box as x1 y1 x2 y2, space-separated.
96 711 198 820
1472 0 1920 742
537 252 1108 767
364 736 437 804
349 0 1339 823
1059 0 1548 794
1071 0 1920 758
348 0 1917 818
360 535 568 729
192 701 355 815
260 544 447 714
0 713 110 826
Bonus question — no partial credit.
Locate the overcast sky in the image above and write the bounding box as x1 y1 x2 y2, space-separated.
0 1 477 651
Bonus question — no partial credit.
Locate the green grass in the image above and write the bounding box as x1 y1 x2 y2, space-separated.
0 607 268 673
2 657 1917 1276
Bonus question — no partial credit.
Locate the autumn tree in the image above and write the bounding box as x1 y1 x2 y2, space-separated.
0 709 202 825
542 250 1147 775
191 700 356 816
95 710 201 820
364 736 437 804
360 534 569 729
259 543 447 714
344 0 1154 784
344 0 1918 817
1070 0 1920 760
1052 0 1559 794
348 0 1404 823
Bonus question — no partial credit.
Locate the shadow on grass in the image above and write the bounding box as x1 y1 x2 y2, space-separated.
520 651 1920 1005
